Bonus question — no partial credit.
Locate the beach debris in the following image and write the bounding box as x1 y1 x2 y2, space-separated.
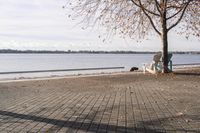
185 119 192 123
168 98 174 101
72 116 79 118
176 112 184 117
130 67 139 72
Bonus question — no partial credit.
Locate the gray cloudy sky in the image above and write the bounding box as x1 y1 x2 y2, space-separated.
0 0 199 51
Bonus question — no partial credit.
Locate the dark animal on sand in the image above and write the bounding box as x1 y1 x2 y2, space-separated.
130 67 139 72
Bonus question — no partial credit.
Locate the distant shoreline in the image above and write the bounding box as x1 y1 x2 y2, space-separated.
0 49 200 54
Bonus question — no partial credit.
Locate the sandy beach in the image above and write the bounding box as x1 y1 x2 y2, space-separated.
0 68 199 132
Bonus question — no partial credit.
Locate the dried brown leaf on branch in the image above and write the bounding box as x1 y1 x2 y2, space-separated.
67 0 199 39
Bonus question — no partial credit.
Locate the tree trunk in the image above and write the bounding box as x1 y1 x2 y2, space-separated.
161 10 169 73
161 30 168 73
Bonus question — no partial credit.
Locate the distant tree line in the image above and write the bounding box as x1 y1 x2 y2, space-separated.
0 49 68 54
0 49 199 54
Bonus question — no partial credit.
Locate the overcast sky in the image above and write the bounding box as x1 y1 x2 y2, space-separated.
0 0 199 51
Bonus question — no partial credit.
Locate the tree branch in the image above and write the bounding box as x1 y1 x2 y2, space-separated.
130 0 160 17
167 8 183 20
167 1 191 31
137 0 161 35
154 0 161 15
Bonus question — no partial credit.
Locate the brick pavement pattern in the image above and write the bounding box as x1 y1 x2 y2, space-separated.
0 72 200 133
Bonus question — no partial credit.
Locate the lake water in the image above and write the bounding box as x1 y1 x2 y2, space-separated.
0 53 199 80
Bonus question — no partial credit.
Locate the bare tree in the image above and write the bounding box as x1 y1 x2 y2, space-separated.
67 0 200 73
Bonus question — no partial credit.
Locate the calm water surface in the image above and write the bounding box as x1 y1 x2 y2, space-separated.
0 54 199 79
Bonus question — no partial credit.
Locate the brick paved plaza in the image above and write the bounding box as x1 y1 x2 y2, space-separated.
0 71 199 133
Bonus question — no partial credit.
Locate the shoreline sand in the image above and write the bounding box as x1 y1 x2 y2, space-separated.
0 65 199 83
